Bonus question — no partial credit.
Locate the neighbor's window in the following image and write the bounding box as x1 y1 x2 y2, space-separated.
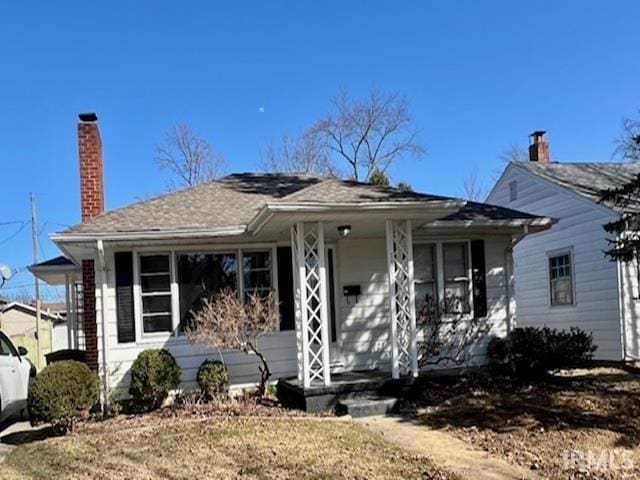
414 244 437 311
177 252 238 331
509 180 518 202
443 243 470 313
139 254 173 333
243 251 272 300
549 252 574 306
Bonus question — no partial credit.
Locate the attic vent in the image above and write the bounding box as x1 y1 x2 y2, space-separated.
509 180 518 202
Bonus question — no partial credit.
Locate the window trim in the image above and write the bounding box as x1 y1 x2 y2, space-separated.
546 247 576 308
131 243 284 343
413 239 474 317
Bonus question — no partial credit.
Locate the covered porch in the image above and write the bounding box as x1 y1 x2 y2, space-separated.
283 218 425 390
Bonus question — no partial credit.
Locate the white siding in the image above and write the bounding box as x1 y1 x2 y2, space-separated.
99 248 297 395
96 234 516 394
619 260 640 360
487 165 623 360
335 236 513 371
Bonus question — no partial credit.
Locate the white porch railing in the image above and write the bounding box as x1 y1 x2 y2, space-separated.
291 222 331 388
385 219 419 378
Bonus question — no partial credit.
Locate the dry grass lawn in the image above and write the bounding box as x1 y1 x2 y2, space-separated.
398 367 640 480
0 416 455 480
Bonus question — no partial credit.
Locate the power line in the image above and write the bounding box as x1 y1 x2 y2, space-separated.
0 222 28 246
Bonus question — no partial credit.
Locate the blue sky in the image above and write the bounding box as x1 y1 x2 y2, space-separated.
0 1 639 299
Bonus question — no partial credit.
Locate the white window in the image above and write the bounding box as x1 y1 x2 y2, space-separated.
242 250 272 300
509 180 518 202
414 241 472 316
139 254 173 333
443 243 470 313
414 244 437 314
549 251 574 306
136 248 275 337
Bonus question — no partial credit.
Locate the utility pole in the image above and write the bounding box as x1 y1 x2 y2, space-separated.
30 192 42 370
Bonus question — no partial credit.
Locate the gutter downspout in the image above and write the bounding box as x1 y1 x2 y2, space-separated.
505 225 529 334
97 240 110 411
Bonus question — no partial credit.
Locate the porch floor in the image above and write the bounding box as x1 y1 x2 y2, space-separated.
277 370 410 413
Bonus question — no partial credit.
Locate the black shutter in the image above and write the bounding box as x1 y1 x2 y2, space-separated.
277 247 295 331
471 240 488 318
115 252 135 343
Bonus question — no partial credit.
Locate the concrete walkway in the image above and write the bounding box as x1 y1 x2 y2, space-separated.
357 415 536 480
0 421 47 463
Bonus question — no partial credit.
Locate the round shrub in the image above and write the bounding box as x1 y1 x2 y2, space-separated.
197 360 229 399
487 326 597 380
129 349 181 410
28 360 99 434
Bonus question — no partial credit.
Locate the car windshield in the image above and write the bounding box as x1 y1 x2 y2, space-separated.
0 332 18 356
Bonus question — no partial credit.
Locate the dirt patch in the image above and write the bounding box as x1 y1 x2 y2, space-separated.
398 367 640 479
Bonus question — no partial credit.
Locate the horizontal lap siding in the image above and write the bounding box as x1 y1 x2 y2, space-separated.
336 236 512 371
620 261 640 359
488 166 623 360
337 238 392 371
99 250 297 395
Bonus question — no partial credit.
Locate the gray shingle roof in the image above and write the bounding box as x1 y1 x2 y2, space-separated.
516 162 640 208
62 173 323 234
59 172 548 236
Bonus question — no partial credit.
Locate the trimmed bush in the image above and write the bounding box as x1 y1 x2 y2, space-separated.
488 326 597 379
28 360 99 434
197 360 229 399
129 349 181 410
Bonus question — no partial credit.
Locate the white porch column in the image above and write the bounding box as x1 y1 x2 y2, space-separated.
385 219 419 379
291 221 332 388
64 274 73 349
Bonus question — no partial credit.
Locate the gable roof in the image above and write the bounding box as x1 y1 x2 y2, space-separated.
514 162 640 209
0 301 64 323
55 172 551 239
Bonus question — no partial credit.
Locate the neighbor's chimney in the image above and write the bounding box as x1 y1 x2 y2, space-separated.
78 112 104 222
529 130 550 163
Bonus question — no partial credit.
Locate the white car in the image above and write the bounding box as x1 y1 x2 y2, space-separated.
0 330 33 423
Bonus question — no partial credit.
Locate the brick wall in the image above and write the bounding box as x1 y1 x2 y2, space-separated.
82 259 98 370
78 114 104 371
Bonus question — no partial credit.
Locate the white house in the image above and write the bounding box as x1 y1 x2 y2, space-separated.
34 114 553 411
487 131 640 362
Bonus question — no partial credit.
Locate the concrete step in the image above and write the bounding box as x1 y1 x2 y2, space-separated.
335 395 399 418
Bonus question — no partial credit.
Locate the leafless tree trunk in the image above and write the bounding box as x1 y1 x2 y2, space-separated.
155 123 227 189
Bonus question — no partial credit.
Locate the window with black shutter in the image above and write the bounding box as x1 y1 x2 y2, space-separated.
276 247 295 331
114 252 135 343
471 240 487 318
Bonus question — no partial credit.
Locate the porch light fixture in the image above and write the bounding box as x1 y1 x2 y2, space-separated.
337 225 351 237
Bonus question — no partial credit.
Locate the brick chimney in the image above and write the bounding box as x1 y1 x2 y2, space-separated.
78 112 104 221
529 130 550 163
77 112 103 371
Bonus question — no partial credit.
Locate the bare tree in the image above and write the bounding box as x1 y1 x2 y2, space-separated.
615 115 640 162
186 289 278 399
155 123 227 189
498 143 528 164
310 89 425 181
462 170 488 201
259 130 337 176
417 296 491 368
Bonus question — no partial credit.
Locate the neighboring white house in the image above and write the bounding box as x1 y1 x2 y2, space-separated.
487 131 640 361
35 113 553 406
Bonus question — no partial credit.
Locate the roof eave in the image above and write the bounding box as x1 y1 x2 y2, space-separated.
51 225 248 243
247 200 467 235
